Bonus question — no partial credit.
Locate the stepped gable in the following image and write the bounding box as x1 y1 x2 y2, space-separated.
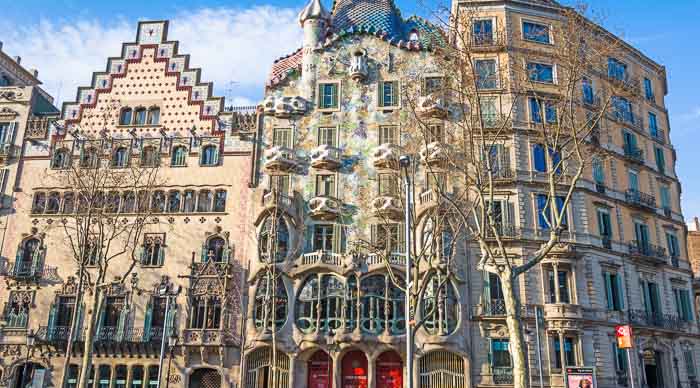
61 20 223 125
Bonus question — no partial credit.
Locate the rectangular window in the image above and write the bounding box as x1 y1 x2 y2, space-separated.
673 289 694 321
582 78 594 105
476 59 498 89
317 127 337 147
536 194 567 230
533 144 547 172
666 231 680 258
660 185 671 210
613 342 628 374
547 270 571 304
270 175 290 195
426 172 446 191
654 146 665 174
641 281 661 316
648 112 658 137
379 125 399 145
608 58 628 81
553 336 577 369
684 350 697 380
4 292 30 328
523 21 550 44
597 209 612 241
273 128 292 148
628 170 639 191
529 97 557 123
527 62 554 84
604 272 624 311
373 224 404 253
0 122 10 144
634 222 650 249
378 173 398 196
480 97 498 127
592 158 605 184
315 174 336 197
491 339 512 368
319 83 339 109
379 81 399 107
56 296 76 327
102 296 125 328
473 19 494 45
427 123 444 143
423 77 443 95
313 224 334 251
644 78 654 101
613 96 634 123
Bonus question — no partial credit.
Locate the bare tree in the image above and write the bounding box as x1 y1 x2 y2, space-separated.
400 3 627 387
45 105 167 388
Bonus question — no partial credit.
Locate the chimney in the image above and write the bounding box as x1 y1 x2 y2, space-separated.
13 56 20 65
0 41 3 51
30 69 38 78
694 217 699 232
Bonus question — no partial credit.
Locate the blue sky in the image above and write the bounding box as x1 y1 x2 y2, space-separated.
1 0 700 217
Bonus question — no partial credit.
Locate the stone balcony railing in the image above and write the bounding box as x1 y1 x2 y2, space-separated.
36 325 167 345
543 303 583 320
372 143 400 169
308 196 342 220
417 94 448 119
300 251 344 267
182 328 237 346
371 195 402 219
309 145 342 170
419 142 449 166
628 309 687 331
365 252 406 267
622 145 644 164
263 146 300 172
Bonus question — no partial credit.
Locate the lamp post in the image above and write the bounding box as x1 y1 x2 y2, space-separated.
399 155 413 388
165 333 179 388
156 281 181 388
21 329 35 387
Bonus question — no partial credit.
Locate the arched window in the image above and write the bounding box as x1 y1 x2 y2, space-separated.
141 146 159 167
51 148 70 169
18 238 41 275
258 216 289 263
46 192 61 214
183 190 195 212
419 351 465 386
203 236 228 263
171 146 187 167
213 190 227 212
296 274 345 334
112 147 129 168
62 192 75 214
106 191 120 213
31 192 46 214
359 275 406 335
121 191 135 213
197 190 212 212
119 108 132 126
151 191 165 213
141 236 164 266
80 147 99 168
200 145 219 166
167 191 181 213
134 108 147 125
421 275 459 335
244 348 290 388
147 107 160 125
253 275 287 331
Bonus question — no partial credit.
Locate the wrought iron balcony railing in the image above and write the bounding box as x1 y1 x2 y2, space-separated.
481 299 507 316
628 309 685 331
483 224 522 240
625 189 655 209
0 260 57 281
492 367 514 385
623 146 644 163
36 325 166 344
628 241 666 262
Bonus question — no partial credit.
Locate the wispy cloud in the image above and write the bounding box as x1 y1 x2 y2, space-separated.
678 106 700 121
0 6 302 106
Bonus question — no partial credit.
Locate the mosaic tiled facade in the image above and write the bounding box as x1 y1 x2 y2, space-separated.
0 0 699 388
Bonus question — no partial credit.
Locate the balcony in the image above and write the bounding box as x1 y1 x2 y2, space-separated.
371 195 402 219
308 196 342 220
416 94 448 119
258 189 299 220
300 251 344 267
182 328 237 346
309 145 342 170
25 117 51 140
622 145 644 164
372 143 400 169
479 299 507 316
263 146 300 173
471 31 506 51
36 325 167 353
595 183 606 194
0 260 57 282
419 142 449 166
365 253 405 267
650 128 665 144
607 73 641 95
0 143 17 164
628 241 667 265
262 95 307 118
625 189 655 210
543 303 583 320
628 309 686 331
480 167 514 182
492 367 514 385
483 224 522 240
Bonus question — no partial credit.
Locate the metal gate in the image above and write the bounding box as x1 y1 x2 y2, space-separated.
244 347 290 388
189 368 221 388
418 351 465 388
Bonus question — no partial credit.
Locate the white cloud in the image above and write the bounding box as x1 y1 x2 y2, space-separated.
0 6 302 107
678 107 700 121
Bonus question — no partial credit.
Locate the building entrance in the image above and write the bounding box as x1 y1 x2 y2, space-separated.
342 350 368 388
308 350 332 388
376 351 403 388
643 349 664 388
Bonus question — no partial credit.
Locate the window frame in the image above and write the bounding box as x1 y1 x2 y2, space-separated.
476 58 499 90
522 20 552 44
526 61 556 84
318 82 340 111
378 80 400 108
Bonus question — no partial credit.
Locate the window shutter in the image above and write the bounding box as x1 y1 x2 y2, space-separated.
604 272 613 310
31 246 44 275
506 202 515 228
201 243 208 262
304 225 314 253
487 339 493 368
616 275 624 310
73 303 84 341
13 246 23 277
47 302 58 341
7 122 16 144
641 281 650 314
116 305 129 340
213 146 220 165
96 303 106 337
332 224 342 254
397 224 406 254
222 246 232 264
143 300 153 341
483 271 491 313
157 246 165 266
371 224 377 247
166 305 177 336
331 84 338 108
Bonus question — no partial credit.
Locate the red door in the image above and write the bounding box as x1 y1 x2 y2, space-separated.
341 350 368 388
376 351 403 388
308 350 332 388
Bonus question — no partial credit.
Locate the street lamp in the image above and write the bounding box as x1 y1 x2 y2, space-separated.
165 333 179 388
399 155 413 388
156 281 181 388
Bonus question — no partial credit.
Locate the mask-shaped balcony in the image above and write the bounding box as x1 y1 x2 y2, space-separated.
262 96 307 118
419 142 449 166
417 94 448 119
309 145 342 170
372 143 400 169
308 196 342 220
263 146 300 173
349 49 369 82
371 196 402 220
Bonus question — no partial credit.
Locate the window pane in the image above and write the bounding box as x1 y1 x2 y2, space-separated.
523 21 550 43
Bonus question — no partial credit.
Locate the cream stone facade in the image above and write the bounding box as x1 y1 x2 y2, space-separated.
0 1 699 388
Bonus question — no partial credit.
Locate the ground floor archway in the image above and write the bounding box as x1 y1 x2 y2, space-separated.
307 350 332 388
418 350 465 388
376 350 403 388
341 350 368 388
189 368 221 388
244 347 291 388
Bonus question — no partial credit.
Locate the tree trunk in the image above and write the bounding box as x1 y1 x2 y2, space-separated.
60 268 85 387
501 273 528 388
77 288 103 388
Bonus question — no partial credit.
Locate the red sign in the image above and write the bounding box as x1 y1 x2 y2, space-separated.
376 351 403 388
308 350 332 388
342 350 368 388
615 325 633 349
